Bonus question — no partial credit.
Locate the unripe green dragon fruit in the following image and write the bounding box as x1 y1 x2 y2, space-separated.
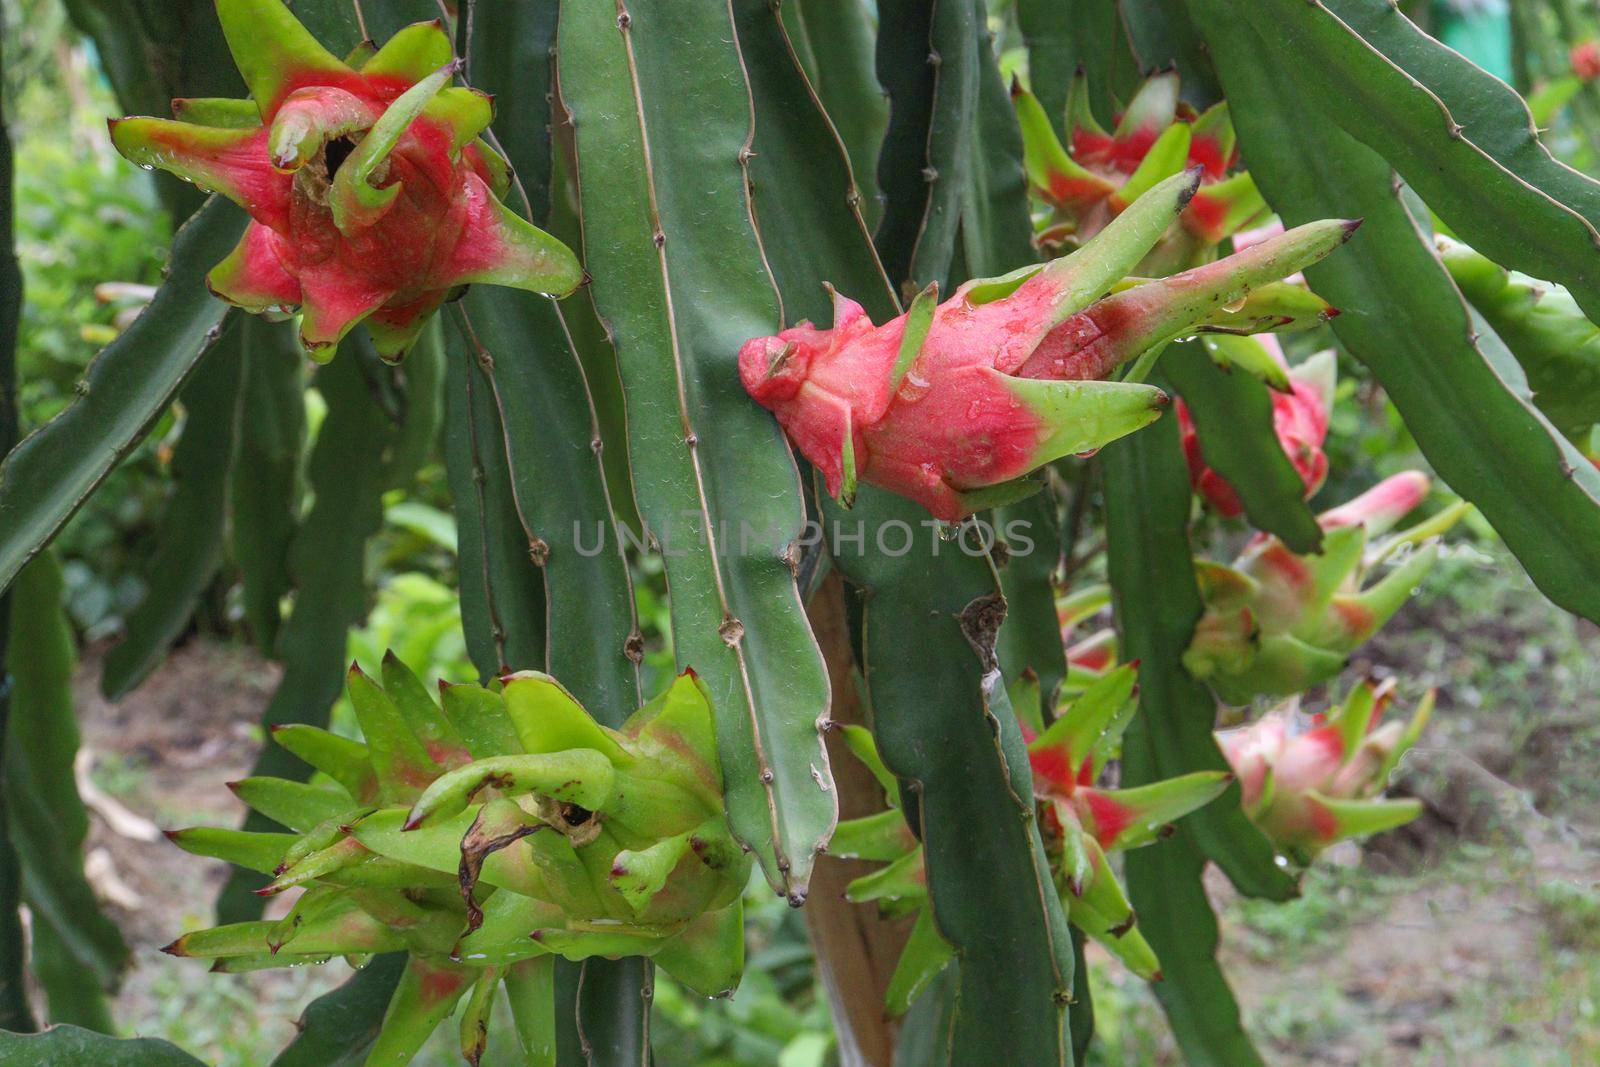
740 171 1352 521
1217 679 1431 865
109 0 580 361
1184 472 1469 705
1012 71 1269 272
831 665 1228 1004
165 656 748 1066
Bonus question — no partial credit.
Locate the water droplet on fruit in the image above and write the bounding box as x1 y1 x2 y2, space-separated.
898 367 930 402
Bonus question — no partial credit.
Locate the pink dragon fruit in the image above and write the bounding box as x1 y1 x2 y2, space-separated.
109 0 580 361
1574 41 1600 82
1217 679 1431 864
1177 335 1336 517
1185 471 1469 704
1012 71 1269 271
740 171 1355 521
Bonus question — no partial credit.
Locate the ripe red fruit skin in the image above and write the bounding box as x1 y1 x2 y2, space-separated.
109 6 579 361
1574 41 1600 82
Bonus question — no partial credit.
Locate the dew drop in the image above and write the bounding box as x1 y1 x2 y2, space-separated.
898 368 931 402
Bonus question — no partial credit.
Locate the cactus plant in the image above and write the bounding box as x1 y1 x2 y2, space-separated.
165 658 747 1065
1 1 1599 1064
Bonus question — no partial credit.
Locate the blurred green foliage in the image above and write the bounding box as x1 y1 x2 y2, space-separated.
8 0 174 636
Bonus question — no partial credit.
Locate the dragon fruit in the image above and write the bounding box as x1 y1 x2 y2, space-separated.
1217 679 1431 865
1012 71 1269 272
831 665 1228 1003
1177 335 1336 517
740 171 1355 521
1574 41 1600 82
109 0 580 361
163 657 748 1065
1185 471 1469 704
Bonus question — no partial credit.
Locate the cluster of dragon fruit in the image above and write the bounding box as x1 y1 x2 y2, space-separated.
758 69 1464 1006
115 1 1476 1052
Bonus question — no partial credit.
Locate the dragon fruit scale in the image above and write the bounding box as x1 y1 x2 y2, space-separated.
109 0 581 362
1217 679 1431 865
739 171 1357 522
1013 70 1270 271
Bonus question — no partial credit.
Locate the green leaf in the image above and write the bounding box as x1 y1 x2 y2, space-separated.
447 290 642 716
1014 0 1076 138
0 66 27 1034
101 323 245 699
231 318 305 654
559 0 836 898
379 321 442 493
1123 827 1258 1067
960 32 1037 279
877 0 1030 291
0 1026 206 1065
459 0 556 221
1251 0 1600 324
1193 0 1600 625
1439 239 1600 441
734 1 901 315
0 197 245 591
1163 340 1322 552
874 0 940 292
217 342 398 921
4 556 129 1005
995 494 1069 708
